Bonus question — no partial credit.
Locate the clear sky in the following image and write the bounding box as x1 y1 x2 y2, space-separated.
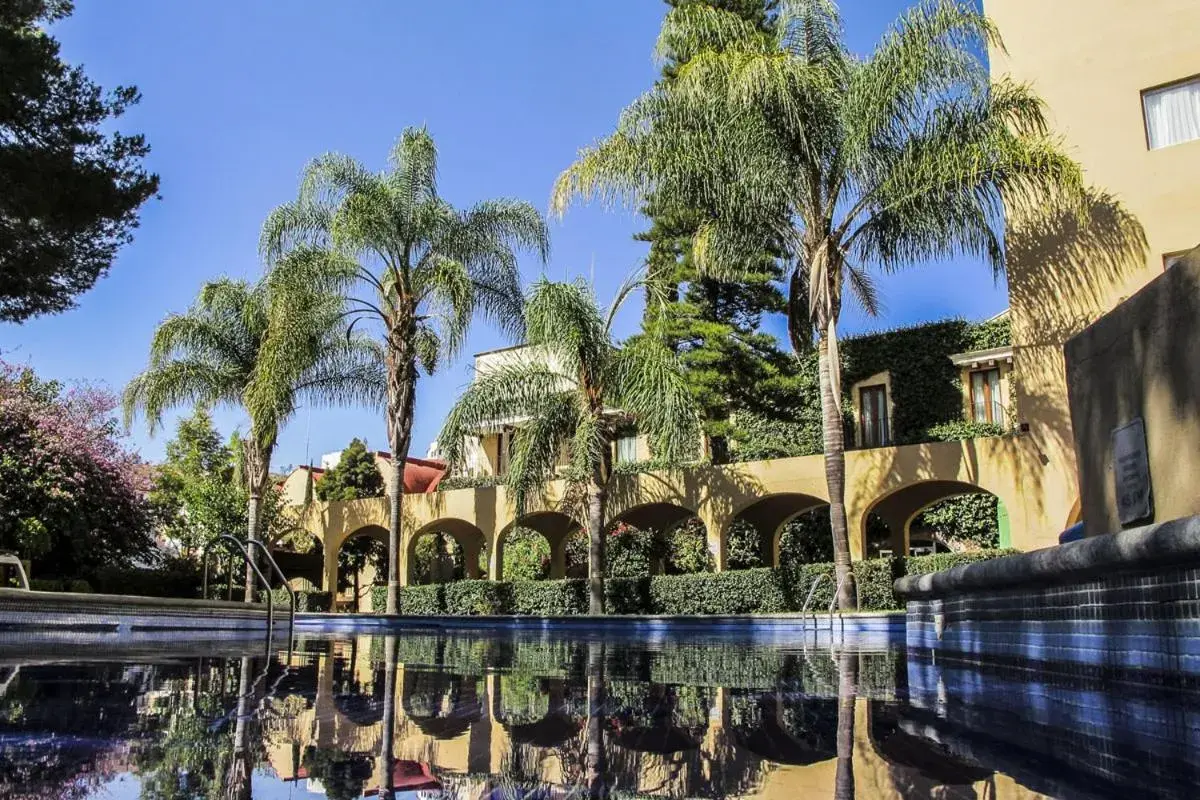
0 0 1006 471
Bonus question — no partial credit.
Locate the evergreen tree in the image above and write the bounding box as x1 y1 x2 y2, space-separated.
637 0 789 464
315 439 385 501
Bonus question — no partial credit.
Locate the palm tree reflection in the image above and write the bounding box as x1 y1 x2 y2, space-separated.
835 651 858 800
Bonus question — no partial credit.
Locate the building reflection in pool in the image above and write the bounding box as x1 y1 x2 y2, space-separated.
0 633 1050 799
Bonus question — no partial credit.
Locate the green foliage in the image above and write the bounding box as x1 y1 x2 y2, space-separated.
606 526 661 578
443 580 507 615
374 548 1014 616
732 318 1015 459
411 532 465 584
302 747 373 800
0 362 156 577
260 588 331 612
726 519 764 570
502 527 550 581
437 474 506 492
914 494 1001 549
778 510 837 568
28 578 91 593
508 579 589 615
91 558 202 598
315 439 383 501
666 518 713 574
0 0 159 322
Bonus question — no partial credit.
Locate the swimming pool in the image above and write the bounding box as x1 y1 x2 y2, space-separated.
0 626 1194 798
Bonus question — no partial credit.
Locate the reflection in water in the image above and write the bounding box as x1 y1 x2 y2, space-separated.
835 651 857 800
5 629 1196 798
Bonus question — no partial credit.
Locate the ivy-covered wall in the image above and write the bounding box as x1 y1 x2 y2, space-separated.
733 315 1011 461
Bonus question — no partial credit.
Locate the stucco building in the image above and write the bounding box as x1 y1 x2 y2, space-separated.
286 0 1200 595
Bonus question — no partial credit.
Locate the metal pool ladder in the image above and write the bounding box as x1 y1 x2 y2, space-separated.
0 554 29 590
201 535 296 654
800 571 851 642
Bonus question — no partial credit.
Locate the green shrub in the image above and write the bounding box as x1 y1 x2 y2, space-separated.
437 474 506 492
502 527 550 581
360 548 1016 615
260 588 331 612
66 579 93 593
443 580 506 615
904 549 1017 577
399 584 444 615
29 578 63 592
371 585 387 612
922 420 1008 442
509 579 588 615
90 561 203 598
852 557 903 611
649 569 789 615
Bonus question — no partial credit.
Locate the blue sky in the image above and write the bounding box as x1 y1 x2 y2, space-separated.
0 0 1006 470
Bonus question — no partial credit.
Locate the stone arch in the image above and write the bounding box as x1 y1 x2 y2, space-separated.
494 511 580 582
605 502 709 576
864 479 1009 557
725 492 828 568
730 691 838 766
407 518 486 585
336 525 388 611
402 670 483 740
493 677 582 748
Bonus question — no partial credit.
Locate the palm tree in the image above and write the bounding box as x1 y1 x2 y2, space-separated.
438 277 699 614
260 127 550 614
551 0 1085 609
124 277 385 596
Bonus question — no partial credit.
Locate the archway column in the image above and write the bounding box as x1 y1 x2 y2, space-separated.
488 534 504 582
322 535 339 595
699 506 730 571
547 536 568 579
461 538 483 580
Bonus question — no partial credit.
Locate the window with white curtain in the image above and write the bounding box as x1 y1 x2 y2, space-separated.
616 434 638 464
1143 76 1200 149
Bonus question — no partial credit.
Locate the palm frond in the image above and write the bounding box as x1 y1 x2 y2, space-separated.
605 336 699 465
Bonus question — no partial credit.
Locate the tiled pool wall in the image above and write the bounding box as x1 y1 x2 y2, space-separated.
898 514 1200 683
904 655 1200 798
0 587 276 645
906 562 1200 682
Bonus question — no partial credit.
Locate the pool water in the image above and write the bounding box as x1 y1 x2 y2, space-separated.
0 629 1194 798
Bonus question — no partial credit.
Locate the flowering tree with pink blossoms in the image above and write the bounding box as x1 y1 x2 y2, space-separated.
0 361 155 577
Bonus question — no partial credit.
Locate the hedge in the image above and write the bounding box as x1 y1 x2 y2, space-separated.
370 549 1015 615
28 578 93 593
259 588 332 612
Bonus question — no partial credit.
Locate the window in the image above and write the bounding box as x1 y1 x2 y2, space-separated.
858 385 890 448
970 368 1005 425
1164 250 1190 270
1143 77 1200 149
616 434 638 465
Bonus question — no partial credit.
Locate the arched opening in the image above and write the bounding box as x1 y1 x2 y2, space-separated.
725 493 828 569
606 681 710 754
336 526 387 612
270 533 325 590
494 677 583 748
730 691 838 765
866 480 1008 558
402 669 483 739
604 503 710 577
407 519 486 585
495 511 579 582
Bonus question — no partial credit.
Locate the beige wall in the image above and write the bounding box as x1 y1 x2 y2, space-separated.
985 0 1200 535
1065 251 1200 533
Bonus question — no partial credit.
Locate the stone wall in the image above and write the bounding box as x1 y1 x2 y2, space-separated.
1065 249 1200 535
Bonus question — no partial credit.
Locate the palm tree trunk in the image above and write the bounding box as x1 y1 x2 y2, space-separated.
587 477 608 616
243 443 271 603
379 634 399 793
385 350 417 615
818 330 857 611
585 641 608 799
834 650 858 800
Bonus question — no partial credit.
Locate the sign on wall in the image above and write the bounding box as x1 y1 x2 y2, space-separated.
1113 417 1153 527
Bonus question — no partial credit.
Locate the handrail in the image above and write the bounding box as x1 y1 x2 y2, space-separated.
0 554 30 591
243 539 296 650
800 573 828 629
828 571 850 639
201 535 276 638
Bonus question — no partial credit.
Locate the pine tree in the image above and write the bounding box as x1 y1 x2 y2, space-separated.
637 0 790 464
315 439 384 502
